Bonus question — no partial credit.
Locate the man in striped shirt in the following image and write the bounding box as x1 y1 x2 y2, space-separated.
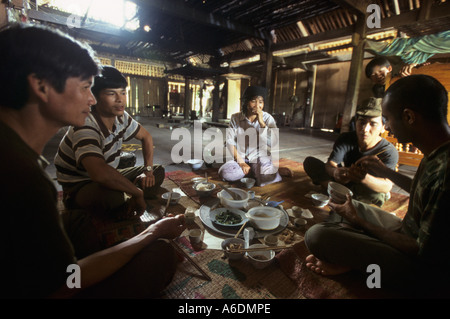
55 66 164 219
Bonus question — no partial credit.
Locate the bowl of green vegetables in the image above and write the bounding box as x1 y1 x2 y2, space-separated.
210 207 248 227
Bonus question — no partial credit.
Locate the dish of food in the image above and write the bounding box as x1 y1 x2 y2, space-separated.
199 198 289 238
195 182 214 191
210 207 247 227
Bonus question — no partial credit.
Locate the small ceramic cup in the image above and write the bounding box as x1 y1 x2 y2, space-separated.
264 234 278 246
184 207 196 224
188 229 202 244
294 218 307 230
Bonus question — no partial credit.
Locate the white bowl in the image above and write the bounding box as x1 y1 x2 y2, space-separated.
294 218 307 229
311 193 329 207
186 159 204 170
247 244 275 269
327 182 353 204
217 188 250 209
161 192 181 205
193 181 216 197
290 206 303 218
240 177 256 188
264 234 278 246
221 238 245 260
246 206 282 230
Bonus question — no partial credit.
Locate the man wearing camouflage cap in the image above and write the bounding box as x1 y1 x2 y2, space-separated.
303 97 398 207
305 75 450 297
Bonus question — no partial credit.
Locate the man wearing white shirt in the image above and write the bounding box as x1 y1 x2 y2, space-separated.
219 86 292 186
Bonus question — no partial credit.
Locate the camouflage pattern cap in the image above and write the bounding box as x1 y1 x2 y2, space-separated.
356 97 383 117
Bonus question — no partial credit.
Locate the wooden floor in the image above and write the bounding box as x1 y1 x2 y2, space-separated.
43 114 417 197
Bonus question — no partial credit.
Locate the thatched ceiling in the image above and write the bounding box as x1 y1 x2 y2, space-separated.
26 0 450 73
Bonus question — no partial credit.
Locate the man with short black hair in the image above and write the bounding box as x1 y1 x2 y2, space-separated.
304 97 398 207
55 66 164 219
218 85 292 186
0 24 185 299
365 57 393 97
305 75 450 297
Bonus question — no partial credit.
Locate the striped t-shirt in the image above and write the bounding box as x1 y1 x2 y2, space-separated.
54 110 140 187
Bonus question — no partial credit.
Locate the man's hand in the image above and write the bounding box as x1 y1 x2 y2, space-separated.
333 167 351 184
399 62 430 77
256 109 265 127
328 195 361 228
347 163 368 183
136 170 156 189
355 155 389 178
238 162 251 175
122 191 147 218
149 214 186 239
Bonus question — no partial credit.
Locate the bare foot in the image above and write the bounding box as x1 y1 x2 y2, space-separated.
305 254 351 276
279 167 293 177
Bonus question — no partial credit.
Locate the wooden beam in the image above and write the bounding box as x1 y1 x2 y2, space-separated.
184 77 190 120
341 11 367 132
393 0 401 15
262 39 273 112
27 8 218 59
273 2 450 53
27 9 134 38
0 3 7 28
332 0 371 15
134 0 267 41
418 0 433 21
304 65 317 128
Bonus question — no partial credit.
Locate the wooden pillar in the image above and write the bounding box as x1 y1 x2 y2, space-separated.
341 12 367 132
262 39 273 113
199 81 204 117
184 77 190 120
212 79 220 122
304 65 317 128
0 2 7 28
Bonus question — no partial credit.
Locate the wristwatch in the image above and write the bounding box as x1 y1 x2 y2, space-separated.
145 165 153 172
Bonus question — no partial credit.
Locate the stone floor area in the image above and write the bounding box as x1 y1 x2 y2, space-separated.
42 113 416 196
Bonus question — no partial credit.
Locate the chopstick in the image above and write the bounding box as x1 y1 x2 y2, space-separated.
234 221 248 238
218 183 241 200
227 245 293 253
356 149 388 169
163 192 172 217
374 149 388 157
169 240 212 281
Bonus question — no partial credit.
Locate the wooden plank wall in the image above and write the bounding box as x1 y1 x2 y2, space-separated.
126 77 167 116
271 59 376 130
310 60 373 130
271 69 309 118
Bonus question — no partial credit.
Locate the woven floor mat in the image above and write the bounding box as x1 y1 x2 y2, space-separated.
160 236 305 299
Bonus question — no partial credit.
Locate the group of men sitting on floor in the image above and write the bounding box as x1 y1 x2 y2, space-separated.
2 24 450 299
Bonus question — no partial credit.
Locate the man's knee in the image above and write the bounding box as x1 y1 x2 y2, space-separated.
140 240 179 290
304 223 329 254
143 165 165 198
303 157 328 184
153 165 165 187
218 161 245 182
304 223 345 257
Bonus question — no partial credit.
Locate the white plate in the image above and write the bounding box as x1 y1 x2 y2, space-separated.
210 207 248 227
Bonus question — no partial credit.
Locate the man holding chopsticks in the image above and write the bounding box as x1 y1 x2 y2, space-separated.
305 75 450 297
303 97 398 207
